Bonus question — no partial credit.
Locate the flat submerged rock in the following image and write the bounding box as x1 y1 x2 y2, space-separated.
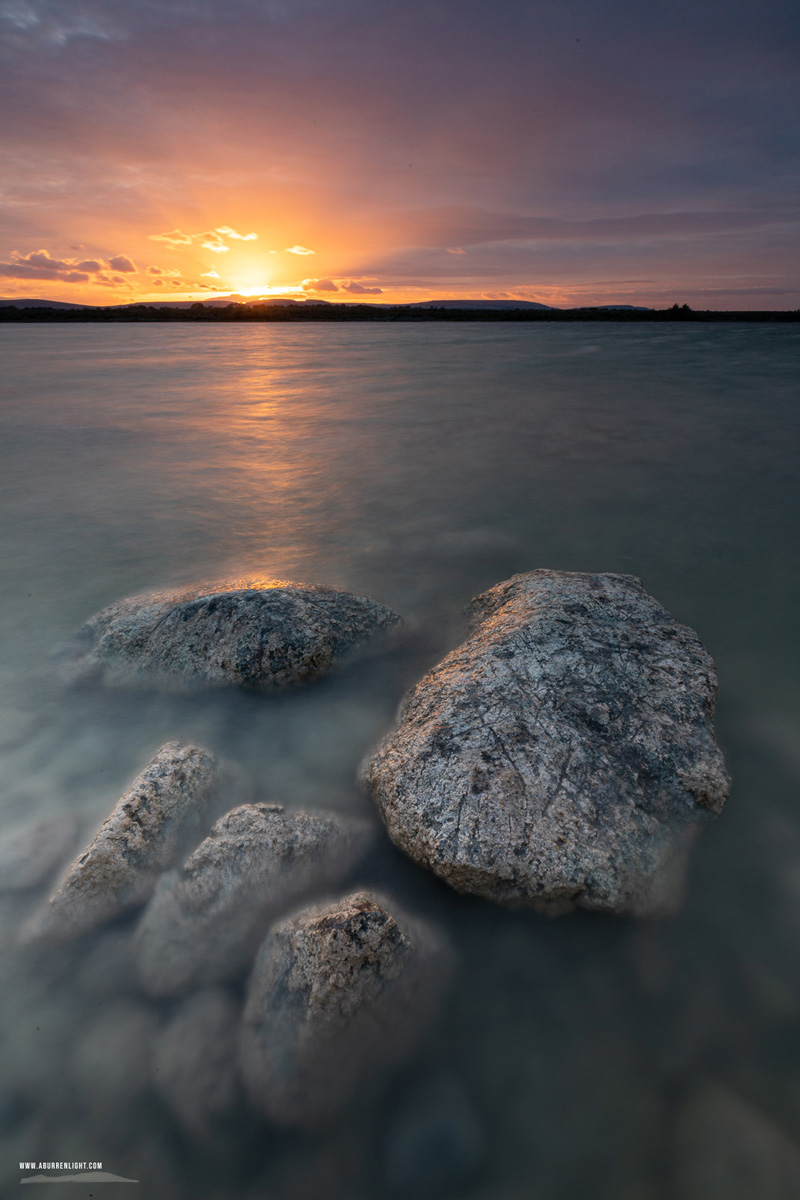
62 576 401 690
362 570 731 916
134 803 375 995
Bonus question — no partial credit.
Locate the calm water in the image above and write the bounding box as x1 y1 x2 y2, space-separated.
1 322 798 1199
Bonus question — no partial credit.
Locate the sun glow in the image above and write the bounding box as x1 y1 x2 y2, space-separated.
227 262 274 295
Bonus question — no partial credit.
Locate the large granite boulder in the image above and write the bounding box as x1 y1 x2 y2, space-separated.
362 570 730 916
240 891 451 1129
152 988 242 1138
34 742 217 940
62 576 401 690
134 803 375 995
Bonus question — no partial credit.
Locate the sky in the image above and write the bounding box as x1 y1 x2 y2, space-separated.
0 0 797 308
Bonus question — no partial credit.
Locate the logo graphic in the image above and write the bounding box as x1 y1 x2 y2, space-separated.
19 1164 138 1186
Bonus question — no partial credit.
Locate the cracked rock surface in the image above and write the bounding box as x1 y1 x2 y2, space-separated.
362 570 730 916
39 742 217 939
134 804 375 995
240 891 451 1129
61 576 401 690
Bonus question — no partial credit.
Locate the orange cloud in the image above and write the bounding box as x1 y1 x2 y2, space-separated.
302 277 338 292
286 245 315 255
216 226 257 241
149 230 193 247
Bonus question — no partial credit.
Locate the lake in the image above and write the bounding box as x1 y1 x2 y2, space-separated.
1 322 798 1199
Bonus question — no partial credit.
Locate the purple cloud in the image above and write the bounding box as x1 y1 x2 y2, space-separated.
341 281 383 294
108 254 136 272
302 278 339 291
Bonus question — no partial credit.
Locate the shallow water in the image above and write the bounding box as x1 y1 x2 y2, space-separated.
1 322 798 1199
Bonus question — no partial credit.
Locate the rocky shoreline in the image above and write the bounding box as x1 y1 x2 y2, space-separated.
1 569 739 1187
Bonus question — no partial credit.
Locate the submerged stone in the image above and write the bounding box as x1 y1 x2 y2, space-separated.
240 891 451 1129
35 742 217 940
0 813 79 892
382 1074 486 1199
134 803 375 995
152 988 242 1138
62 576 401 690
675 1085 800 1199
362 570 731 916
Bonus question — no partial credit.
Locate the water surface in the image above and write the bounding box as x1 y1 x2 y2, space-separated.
1 323 798 1199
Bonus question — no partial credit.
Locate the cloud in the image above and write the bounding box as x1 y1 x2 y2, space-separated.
216 226 257 241
149 227 258 255
302 277 338 291
447 247 466 254
108 254 136 272
0 249 92 282
0 248 143 286
341 280 383 294
201 270 221 278
149 229 193 246
147 265 163 274
200 231 230 253
286 245 315 255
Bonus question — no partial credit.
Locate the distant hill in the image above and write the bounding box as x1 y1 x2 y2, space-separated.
407 299 554 310
0 297 92 309
588 304 652 312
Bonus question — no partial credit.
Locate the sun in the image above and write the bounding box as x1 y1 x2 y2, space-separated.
227 262 273 295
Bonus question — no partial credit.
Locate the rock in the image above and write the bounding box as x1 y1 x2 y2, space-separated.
0 813 78 891
382 1075 486 1198
62 576 401 690
152 989 242 1138
675 1084 800 1199
70 998 160 1111
35 742 217 940
134 804 375 995
240 891 452 1129
362 570 730 916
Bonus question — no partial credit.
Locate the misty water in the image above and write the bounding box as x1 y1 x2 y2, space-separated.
1 322 798 1199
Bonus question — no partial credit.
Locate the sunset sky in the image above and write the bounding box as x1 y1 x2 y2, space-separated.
0 0 797 308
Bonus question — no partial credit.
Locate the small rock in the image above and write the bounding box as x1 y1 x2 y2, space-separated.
383 1074 486 1198
362 570 731 916
35 742 217 940
62 577 401 690
240 891 452 1129
0 813 78 891
70 999 160 1110
134 804 375 995
76 927 138 998
152 988 242 1138
675 1084 800 1199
